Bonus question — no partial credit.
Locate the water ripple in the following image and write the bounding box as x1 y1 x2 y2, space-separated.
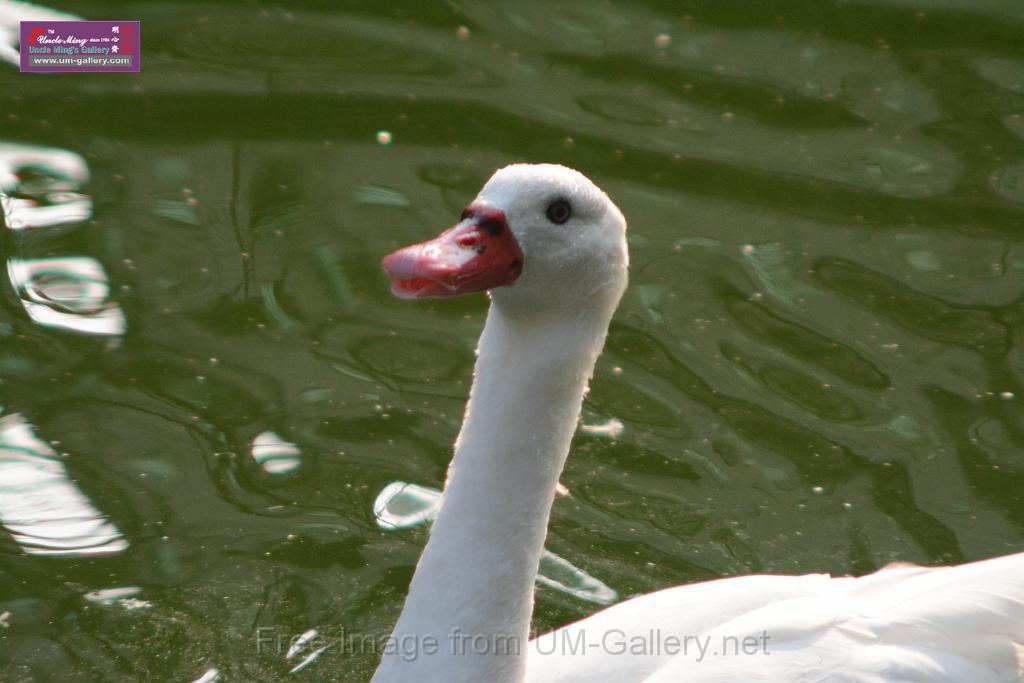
1 1 1023 678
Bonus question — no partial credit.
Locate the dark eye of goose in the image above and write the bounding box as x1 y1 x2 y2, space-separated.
545 198 572 225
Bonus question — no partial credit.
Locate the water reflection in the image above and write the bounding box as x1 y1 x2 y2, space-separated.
7 257 126 336
190 669 221 683
251 431 303 474
372 481 440 530
286 628 319 660
0 413 127 557
83 586 151 610
0 143 92 230
536 550 618 606
0 143 126 336
286 628 330 675
373 481 618 606
581 417 625 439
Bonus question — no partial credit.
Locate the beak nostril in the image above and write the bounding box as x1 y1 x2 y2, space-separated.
383 203 520 299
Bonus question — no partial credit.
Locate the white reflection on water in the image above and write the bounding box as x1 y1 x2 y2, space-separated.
535 550 618 605
0 413 128 557
0 1 80 67
251 431 302 474
0 143 92 230
8 257 126 336
373 481 618 606
580 417 625 439
190 668 221 683
0 142 125 337
286 628 319 660
372 481 441 530
288 645 330 675
83 586 151 610
286 628 330 675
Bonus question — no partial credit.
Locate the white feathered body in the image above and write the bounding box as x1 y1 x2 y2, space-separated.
528 553 1024 682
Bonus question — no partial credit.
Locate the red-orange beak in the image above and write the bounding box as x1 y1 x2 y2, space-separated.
382 206 523 299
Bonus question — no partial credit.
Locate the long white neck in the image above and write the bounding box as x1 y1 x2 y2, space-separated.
372 297 618 683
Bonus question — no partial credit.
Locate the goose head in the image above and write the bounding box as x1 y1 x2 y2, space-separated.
382 163 628 316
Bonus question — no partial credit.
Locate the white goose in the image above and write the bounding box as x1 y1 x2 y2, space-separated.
375 163 1024 683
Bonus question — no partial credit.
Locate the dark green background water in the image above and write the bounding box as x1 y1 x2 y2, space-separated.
2 1 1024 680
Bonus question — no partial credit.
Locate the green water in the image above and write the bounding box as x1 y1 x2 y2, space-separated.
2 0 1024 680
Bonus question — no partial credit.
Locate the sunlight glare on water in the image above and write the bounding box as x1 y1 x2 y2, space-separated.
1 0 1024 679
7 257 125 336
0 413 127 557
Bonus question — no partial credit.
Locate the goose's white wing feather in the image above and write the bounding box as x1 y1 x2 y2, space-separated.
527 553 1024 683
526 572 849 682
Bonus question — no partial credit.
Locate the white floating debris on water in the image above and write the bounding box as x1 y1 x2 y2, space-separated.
373 481 443 530
456 25 470 40
0 413 128 557
741 244 755 255
580 418 624 439
7 257 126 336
1000 391 1015 400
0 610 9 628
555 482 570 497
376 130 393 146
812 485 825 495
190 668 221 683
655 33 671 48
0 1 81 67
374 481 617 604
251 431 302 474
83 586 151 610
0 143 92 230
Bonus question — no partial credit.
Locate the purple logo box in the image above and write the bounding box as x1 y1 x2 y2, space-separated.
20 21 140 73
